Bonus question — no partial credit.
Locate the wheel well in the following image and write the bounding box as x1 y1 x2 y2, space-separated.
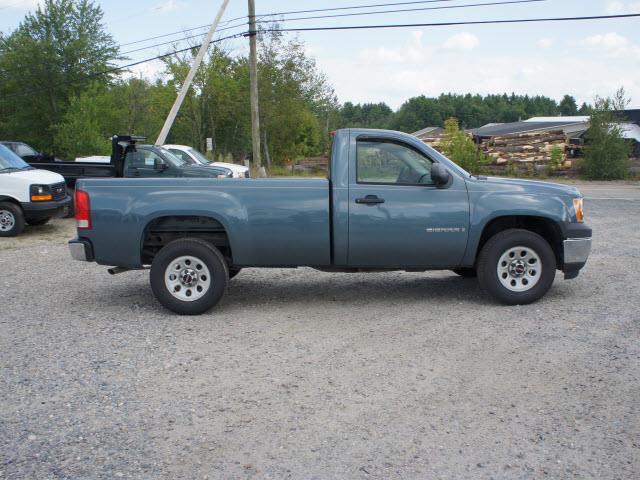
141 215 233 265
0 196 22 207
476 216 563 267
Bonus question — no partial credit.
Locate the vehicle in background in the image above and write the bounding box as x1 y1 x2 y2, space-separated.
164 144 250 178
0 144 71 236
75 156 111 163
69 128 592 315
0 141 59 164
10 135 234 186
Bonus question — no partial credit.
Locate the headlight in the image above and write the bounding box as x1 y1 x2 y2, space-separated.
30 184 52 201
573 198 584 223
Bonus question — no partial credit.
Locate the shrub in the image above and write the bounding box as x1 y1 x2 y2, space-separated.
580 88 631 180
441 118 490 174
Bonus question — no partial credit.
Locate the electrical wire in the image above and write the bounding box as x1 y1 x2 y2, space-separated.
117 0 460 49
254 0 460 18
118 0 546 57
255 0 547 24
255 13 640 34
120 24 247 56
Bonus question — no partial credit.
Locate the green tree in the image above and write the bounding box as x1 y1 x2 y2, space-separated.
581 88 631 180
0 0 119 151
441 117 489 174
54 78 174 158
559 95 578 116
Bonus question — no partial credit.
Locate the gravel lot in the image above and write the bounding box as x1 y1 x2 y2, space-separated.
1 182 639 479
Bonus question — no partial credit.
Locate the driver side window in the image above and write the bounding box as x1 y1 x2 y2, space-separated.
124 149 164 169
356 139 433 185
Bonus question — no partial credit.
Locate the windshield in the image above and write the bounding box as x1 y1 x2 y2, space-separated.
0 144 30 170
158 147 189 167
188 148 211 165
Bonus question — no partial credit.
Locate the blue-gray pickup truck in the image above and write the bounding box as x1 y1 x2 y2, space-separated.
69 128 592 314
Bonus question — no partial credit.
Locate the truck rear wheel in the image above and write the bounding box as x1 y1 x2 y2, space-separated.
0 202 25 237
477 229 556 305
150 238 229 315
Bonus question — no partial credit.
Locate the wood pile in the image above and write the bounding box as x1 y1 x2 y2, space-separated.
480 130 568 166
420 134 445 152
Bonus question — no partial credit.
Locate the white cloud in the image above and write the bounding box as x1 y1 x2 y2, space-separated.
124 59 166 81
583 32 629 49
605 0 640 14
580 32 640 59
443 32 479 51
153 0 186 14
0 0 40 9
537 38 554 49
313 31 640 110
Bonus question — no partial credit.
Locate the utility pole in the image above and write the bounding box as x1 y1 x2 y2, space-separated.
155 0 230 146
248 0 264 175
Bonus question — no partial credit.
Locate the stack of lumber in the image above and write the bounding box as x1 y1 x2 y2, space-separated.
420 134 445 152
481 130 568 166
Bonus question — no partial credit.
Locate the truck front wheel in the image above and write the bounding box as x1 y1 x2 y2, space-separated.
150 238 229 315
477 229 556 305
0 202 25 237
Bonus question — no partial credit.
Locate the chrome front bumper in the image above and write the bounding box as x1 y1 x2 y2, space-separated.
563 237 592 265
563 237 592 279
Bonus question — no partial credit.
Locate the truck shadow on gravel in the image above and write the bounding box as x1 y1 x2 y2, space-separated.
96 271 500 314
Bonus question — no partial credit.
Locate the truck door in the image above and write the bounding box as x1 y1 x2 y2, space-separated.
347 136 469 268
123 149 171 178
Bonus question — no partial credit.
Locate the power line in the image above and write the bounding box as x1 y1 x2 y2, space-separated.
255 13 640 34
120 25 246 56
255 0 460 17
257 0 547 24
4 12 639 101
117 0 458 49
119 18 248 48
119 0 540 56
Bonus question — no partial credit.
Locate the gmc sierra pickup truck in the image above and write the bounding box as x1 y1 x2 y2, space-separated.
69 128 592 314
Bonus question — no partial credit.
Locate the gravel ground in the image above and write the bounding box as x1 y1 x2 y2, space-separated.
1 182 639 479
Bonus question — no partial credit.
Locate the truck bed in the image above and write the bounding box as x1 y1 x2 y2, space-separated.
77 177 331 268
29 160 116 185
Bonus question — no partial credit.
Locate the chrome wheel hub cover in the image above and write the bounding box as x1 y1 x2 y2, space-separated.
497 246 542 292
0 210 15 231
165 255 211 302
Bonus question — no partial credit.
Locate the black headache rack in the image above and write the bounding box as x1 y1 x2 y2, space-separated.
111 134 146 177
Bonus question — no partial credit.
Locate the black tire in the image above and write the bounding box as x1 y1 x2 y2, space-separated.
452 267 477 278
228 268 242 279
27 217 51 226
0 202 25 237
477 228 556 305
150 238 229 315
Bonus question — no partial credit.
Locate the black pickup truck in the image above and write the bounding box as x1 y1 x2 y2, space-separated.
3 136 234 187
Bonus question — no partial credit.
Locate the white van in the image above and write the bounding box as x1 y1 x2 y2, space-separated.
0 144 71 236
164 144 250 178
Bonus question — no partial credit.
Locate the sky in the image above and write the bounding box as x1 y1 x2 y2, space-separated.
1 0 639 109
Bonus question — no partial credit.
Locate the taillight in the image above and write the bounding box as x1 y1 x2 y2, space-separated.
75 189 91 230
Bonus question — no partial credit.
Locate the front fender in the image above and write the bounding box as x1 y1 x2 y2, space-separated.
462 188 572 265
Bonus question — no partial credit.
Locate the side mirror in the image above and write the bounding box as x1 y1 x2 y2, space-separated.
154 158 168 171
431 163 451 188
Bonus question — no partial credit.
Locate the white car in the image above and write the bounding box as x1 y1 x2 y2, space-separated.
0 144 71 236
164 145 250 178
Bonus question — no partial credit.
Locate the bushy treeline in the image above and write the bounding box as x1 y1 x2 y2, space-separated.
337 94 589 133
0 0 337 163
1 0 618 173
